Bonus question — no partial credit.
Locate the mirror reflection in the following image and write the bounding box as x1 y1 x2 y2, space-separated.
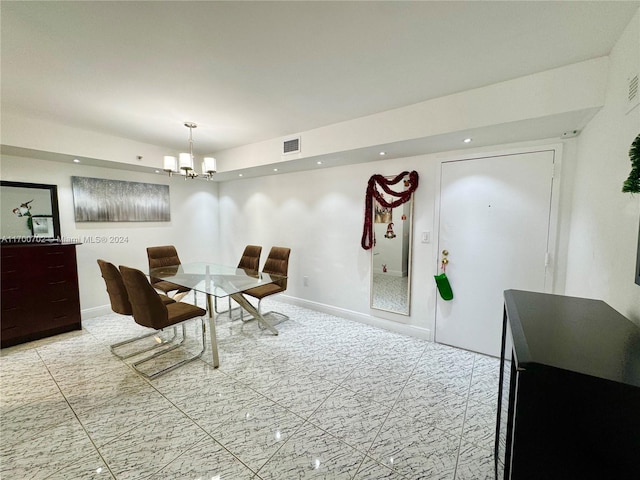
0 181 61 242
371 193 413 315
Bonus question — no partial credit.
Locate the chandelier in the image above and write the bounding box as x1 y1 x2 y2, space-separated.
163 122 217 180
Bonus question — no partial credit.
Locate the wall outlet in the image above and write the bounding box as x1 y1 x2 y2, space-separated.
303 276 309 287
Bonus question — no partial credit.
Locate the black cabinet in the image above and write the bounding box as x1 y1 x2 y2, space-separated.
1 243 82 347
496 290 640 480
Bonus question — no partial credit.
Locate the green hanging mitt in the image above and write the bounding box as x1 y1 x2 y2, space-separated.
434 273 454 301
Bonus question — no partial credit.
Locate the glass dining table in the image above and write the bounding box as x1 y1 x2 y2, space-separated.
149 262 284 368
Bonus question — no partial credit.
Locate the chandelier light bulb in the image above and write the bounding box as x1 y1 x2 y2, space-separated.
179 152 193 170
203 157 217 180
203 157 217 174
163 156 177 174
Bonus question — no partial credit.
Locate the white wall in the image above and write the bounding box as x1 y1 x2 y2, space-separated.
565 11 640 324
217 155 439 337
0 155 219 317
216 139 578 339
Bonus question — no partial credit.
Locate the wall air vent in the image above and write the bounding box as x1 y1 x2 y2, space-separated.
627 73 639 114
283 137 301 155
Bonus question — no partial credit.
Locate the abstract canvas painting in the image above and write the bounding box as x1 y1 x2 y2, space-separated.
71 176 170 222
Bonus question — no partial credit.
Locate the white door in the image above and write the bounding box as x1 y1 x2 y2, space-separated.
435 150 555 357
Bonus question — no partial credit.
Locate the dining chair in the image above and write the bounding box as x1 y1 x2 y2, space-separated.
97 259 178 359
146 245 191 301
119 265 207 379
240 246 290 324
215 244 262 316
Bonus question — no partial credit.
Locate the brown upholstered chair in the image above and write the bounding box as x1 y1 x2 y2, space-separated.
215 245 262 315
146 245 191 301
238 245 262 272
241 246 290 324
97 259 176 359
120 265 207 379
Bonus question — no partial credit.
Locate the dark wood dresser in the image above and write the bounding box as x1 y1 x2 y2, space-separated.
1 242 82 347
496 290 640 479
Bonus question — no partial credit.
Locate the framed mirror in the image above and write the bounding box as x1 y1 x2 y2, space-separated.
370 192 414 315
1 180 61 242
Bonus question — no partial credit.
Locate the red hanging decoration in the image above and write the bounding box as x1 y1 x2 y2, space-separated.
361 171 419 250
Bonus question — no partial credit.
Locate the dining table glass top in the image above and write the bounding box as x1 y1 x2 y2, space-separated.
149 262 284 298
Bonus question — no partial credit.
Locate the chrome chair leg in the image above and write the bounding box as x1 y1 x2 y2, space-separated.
110 327 178 359
133 324 188 362
214 295 240 316
213 296 226 313
131 319 206 379
257 299 289 328
239 298 289 326
214 295 245 320
227 296 245 320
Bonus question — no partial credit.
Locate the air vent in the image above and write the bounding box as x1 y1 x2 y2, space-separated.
627 73 639 114
283 137 300 155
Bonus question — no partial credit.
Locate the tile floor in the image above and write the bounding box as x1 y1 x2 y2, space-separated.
0 296 499 479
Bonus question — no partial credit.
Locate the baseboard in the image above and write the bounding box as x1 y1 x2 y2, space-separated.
81 304 112 320
276 295 432 341
83 297 432 341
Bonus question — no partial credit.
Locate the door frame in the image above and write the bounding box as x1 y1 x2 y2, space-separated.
432 143 563 341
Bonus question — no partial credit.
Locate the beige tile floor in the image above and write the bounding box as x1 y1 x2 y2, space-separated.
0 296 498 479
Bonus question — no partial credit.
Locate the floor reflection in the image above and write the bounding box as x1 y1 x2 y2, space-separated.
371 273 409 314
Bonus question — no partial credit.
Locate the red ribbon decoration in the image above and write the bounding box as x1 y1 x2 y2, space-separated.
361 171 419 250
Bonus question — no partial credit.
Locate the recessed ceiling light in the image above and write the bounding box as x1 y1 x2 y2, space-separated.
273 168 278 172
73 158 80 163
463 138 472 143
379 151 386 156
154 170 160 174
317 161 322 165
238 173 243 177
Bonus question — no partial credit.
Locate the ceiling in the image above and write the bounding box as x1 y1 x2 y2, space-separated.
2 1 638 169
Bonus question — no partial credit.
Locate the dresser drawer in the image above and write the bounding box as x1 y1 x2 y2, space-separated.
1 254 24 282
1 243 81 347
1 305 28 330
43 263 78 283
2 246 76 282
0 254 22 274
1 248 25 264
1 288 28 312
38 245 76 263
1 275 24 296
42 278 79 299
1 324 29 346
48 312 81 330
36 247 78 279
